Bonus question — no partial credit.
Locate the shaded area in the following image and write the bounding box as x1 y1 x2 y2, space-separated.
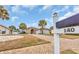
61 50 77 54
56 13 79 28
0 35 50 52
61 34 79 39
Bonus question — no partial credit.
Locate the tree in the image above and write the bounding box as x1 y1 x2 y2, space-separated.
9 25 16 34
38 20 47 34
16 29 20 32
19 23 27 33
0 6 9 20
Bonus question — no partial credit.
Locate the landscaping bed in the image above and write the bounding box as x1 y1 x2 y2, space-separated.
0 35 50 52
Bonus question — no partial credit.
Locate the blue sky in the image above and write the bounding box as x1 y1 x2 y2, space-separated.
0 5 79 29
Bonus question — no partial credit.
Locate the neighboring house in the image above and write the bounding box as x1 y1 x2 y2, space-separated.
41 28 50 35
27 27 50 35
0 25 10 35
36 29 40 34
36 28 50 35
27 27 38 34
12 30 19 34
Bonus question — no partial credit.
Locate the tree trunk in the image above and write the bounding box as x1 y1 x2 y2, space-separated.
49 30 52 35
9 30 12 35
41 26 44 34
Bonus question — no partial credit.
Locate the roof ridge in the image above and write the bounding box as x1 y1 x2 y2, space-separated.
0 25 9 30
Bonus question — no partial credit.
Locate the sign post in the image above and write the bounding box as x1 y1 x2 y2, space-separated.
53 12 60 54
53 13 79 54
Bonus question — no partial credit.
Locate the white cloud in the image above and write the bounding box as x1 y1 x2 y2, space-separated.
42 5 52 10
51 6 71 21
59 6 79 21
11 16 19 22
52 6 69 13
21 5 38 10
60 6 69 12
73 5 79 13
39 5 52 13
59 12 73 21
39 5 69 13
11 5 20 12
32 22 38 27
45 18 53 28
45 18 53 23
26 22 38 28
11 5 28 15
40 5 53 12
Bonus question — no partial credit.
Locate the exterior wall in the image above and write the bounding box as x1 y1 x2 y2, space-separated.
27 28 36 34
43 30 50 34
26 29 31 34
5 29 10 34
51 30 54 34
12 32 19 34
27 28 50 35
36 30 40 34
36 29 50 35
19 29 27 34
0 26 10 35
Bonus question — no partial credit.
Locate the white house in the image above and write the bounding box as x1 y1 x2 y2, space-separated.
0 25 10 35
27 27 38 34
36 28 50 35
26 27 50 35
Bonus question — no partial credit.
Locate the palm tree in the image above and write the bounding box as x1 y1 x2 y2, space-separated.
38 19 47 34
0 6 9 20
19 23 27 34
9 25 16 34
